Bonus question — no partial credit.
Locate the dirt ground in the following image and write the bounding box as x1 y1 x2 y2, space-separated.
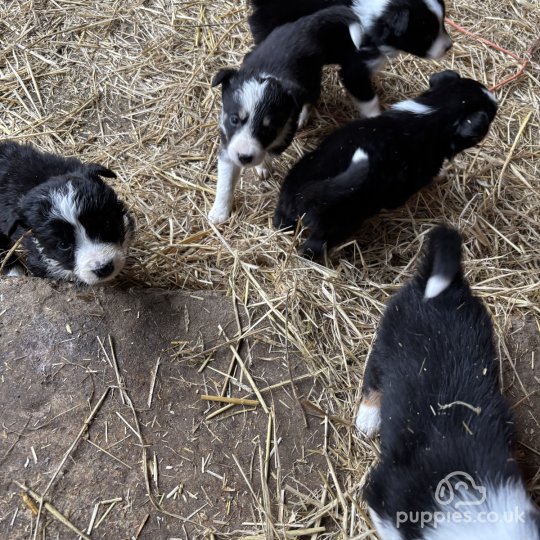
0 278 335 539
1 279 539 539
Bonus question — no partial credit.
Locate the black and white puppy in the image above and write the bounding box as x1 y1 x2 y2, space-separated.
0 141 134 285
356 225 540 540
274 70 498 259
249 0 452 117
209 6 362 224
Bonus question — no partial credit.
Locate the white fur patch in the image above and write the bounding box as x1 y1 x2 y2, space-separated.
424 275 452 299
424 0 443 19
392 100 433 115
355 399 381 438
352 148 369 163
209 152 241 225
354 96 381 118
348 21 363 49
482 88 498 105
235 78 268 114
427 481 540 540
369 509 404 540
219 111 227 132
51 183 79 225
352 0 391 31
426 32 453 59
298 104 311 129
5 264 25 277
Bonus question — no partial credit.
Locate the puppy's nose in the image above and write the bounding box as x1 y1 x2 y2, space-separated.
238 154 253 165
93 261 115 279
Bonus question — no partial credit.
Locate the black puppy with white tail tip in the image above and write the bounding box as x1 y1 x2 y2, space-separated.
0 141 134 284
274 71 497 259
209 6 362 225
357 225 540 540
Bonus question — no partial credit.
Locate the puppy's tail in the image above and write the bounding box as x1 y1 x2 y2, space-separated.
303 147 370 206
420 225 463 299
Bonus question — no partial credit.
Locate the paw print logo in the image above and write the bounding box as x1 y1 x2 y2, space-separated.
435 472 487 507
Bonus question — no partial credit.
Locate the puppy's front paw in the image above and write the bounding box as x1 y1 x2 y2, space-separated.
208 204 231 225
4 263 26 277
355 393 382 438
355 97 381 118
255 164 269 179
298 104 311 129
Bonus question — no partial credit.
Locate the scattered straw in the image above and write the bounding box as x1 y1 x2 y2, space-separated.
14 482 90 540
1 0 539 537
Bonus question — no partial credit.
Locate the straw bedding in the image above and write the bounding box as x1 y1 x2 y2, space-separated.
1 0 539 537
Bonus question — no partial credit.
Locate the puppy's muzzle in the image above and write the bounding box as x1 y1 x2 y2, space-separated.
427 33 453 59
238 153 254 165
93 261 115 279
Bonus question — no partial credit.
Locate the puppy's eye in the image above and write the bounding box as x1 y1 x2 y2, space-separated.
58 241 71 252
230 114 240 126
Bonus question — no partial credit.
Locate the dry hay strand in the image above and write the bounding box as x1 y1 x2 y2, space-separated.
1 0 539 537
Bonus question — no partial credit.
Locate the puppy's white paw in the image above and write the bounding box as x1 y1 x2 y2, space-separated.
354 97 381 118
5 264 25 277
434 167 447 182
355 393 381 438
208 204 231 225
255 164 269 179
298 104 311 129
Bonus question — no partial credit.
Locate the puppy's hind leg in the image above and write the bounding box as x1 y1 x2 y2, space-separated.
356 350 384 438
299 233 326 261
208 151 241 225
340 52 381 118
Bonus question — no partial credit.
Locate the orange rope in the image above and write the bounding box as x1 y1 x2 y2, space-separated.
445 18 539 92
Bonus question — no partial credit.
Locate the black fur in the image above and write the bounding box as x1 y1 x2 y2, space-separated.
273 71 498 259
359 225 540 539
248 0 452 107
0 231 18 274
0 141 134 283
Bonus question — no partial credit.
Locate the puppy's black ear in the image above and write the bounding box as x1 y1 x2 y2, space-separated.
87 163 117 179
6 207 27 237
455 111 491 141
429 70 461 88
212 68 237 88
387 6 410 37
6 218 26 238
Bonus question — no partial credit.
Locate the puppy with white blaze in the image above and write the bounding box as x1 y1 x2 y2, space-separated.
0 141 135 285
209 6 362 224
274 70 498 259
357 225 540 540
249 0 452 118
